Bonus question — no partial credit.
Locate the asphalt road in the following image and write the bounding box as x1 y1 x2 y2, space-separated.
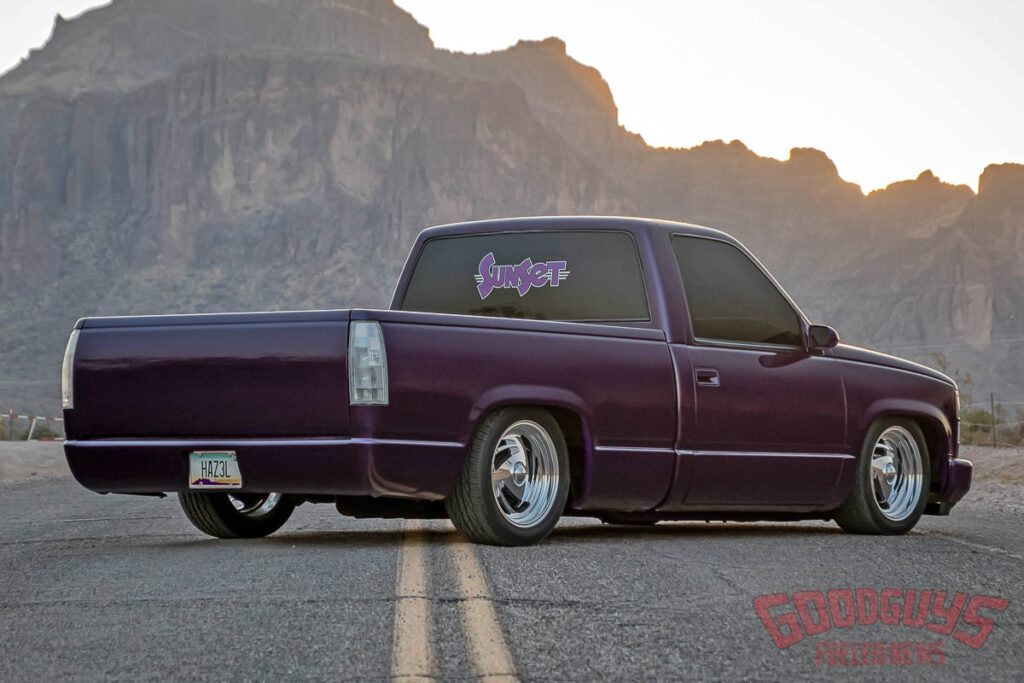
1 475 1022 681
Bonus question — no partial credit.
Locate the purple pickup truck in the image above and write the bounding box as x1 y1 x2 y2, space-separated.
61 217 972 545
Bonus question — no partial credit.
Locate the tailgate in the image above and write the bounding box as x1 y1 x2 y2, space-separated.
65 310 350 439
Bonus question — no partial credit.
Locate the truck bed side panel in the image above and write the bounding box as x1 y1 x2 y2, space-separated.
359 320 677 510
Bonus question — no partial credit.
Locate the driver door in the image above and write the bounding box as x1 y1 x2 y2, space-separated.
667 235 849 509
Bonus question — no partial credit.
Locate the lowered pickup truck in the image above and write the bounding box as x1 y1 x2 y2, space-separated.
61 216 972 545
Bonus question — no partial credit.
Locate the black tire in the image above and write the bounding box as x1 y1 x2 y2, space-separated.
178 492 295 539
446 407 570 546
834 418 930 535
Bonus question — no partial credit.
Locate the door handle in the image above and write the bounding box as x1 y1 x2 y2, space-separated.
695 368 720 387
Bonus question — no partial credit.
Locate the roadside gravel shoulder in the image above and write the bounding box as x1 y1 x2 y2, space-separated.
0 442 69 482
958 445 1024 514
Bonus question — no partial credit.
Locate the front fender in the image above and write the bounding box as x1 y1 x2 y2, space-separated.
850 397 956 502
853 398 953 451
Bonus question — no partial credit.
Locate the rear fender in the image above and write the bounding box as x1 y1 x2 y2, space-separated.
467 385 595 504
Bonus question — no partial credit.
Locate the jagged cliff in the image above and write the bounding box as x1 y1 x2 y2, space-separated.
0 0 1021 411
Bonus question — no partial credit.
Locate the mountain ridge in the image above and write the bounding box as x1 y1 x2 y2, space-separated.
0 0 1021 412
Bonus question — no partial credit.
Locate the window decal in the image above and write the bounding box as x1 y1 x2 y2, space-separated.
474 252 570 299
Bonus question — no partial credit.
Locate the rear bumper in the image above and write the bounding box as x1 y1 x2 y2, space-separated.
925 457 973 516
64 438 465 500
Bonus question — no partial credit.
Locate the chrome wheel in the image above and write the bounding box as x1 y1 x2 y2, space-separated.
490 420 560 528
228 492 283 518
870 427 924 521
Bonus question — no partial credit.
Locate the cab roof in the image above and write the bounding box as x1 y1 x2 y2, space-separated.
418 216 740 245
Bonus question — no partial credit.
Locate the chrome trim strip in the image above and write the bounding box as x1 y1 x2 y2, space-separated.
594 445 853 459
351 438 463 449
594 446 675 454
67 438 464 449
676 449 854 459
75 441 851 459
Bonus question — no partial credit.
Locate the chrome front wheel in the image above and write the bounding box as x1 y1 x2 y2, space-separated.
834 418 930 535
870 427 924 522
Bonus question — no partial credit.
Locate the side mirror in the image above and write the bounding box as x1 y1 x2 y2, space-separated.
808 324 840 350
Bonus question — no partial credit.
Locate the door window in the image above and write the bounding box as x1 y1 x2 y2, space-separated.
672 236 802 346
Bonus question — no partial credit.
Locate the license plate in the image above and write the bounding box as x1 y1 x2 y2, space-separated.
189 451 242 489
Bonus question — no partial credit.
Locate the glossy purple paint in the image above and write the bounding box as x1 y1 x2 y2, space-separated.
66 310 350 439
63 216 972 518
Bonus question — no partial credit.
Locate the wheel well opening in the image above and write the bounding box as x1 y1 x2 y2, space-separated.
910 416 947 497
543 406 586 504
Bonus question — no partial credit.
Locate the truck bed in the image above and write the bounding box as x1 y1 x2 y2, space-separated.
63 308 678 508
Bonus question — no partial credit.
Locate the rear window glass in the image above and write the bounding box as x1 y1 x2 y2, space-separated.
401 231 649 321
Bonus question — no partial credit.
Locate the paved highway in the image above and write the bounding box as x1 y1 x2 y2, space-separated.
1 474 1021 681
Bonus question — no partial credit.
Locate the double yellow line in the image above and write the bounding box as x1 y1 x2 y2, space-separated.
390 521 518 681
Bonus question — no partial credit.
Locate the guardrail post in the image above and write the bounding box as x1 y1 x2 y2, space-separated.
991 393 997 447
7 409 13 441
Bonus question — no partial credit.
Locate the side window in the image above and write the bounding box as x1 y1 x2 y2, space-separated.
672 236 803 346
401 231 649 322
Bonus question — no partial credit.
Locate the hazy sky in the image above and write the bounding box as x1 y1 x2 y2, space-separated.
2 1 1021 191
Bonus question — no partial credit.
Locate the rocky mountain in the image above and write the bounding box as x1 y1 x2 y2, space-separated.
0 0 1021 413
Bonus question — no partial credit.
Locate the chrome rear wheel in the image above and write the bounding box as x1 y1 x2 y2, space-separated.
179 491 294 539
446 407 570 546
228 492 285 518
491 421 560 529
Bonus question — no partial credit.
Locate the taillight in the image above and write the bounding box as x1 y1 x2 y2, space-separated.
61 329 80 409
349 321 389 405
